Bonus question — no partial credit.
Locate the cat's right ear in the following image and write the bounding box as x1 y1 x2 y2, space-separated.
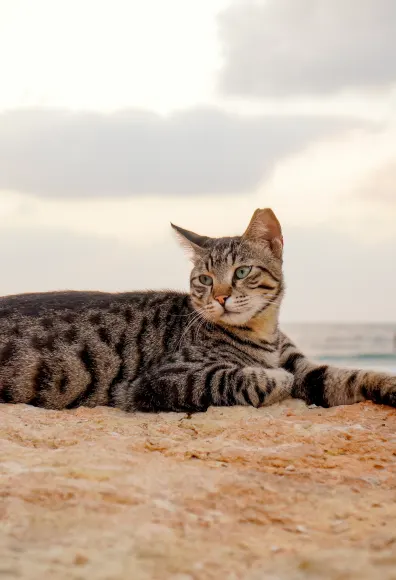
171 223 209 260
242 208 283 258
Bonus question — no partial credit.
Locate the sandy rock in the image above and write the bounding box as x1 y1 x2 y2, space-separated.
1 399 396 579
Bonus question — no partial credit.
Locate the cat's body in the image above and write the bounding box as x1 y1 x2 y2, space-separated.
1 209 395 412
0 289 284 411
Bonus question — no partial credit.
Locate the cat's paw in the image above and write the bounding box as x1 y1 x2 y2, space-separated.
370 375 396 407
262 368 294 405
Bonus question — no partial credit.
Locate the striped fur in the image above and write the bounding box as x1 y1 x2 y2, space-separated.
280 335 396 408
0 208 395 412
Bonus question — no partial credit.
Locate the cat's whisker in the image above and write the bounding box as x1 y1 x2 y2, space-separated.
193 316 208 342
174 307 206 351
169 310 200 318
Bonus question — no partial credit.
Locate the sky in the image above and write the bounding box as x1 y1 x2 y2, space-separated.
0 0 395 322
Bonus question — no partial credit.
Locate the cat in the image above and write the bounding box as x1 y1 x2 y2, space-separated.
0 208 395 412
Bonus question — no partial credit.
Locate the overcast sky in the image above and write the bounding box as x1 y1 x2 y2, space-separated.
0 0 395 322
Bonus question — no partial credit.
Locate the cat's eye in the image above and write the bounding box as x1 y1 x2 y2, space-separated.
199 274 213 286
235 266 252 280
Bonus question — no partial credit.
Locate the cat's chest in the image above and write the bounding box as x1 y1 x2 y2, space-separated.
251 348 280 368
206 338 280 368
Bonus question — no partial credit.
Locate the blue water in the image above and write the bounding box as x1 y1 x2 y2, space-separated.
282 323 396 374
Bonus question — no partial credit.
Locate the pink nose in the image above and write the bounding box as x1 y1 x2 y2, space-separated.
214 295 229 306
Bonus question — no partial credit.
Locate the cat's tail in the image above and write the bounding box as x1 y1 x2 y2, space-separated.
279 333 396 408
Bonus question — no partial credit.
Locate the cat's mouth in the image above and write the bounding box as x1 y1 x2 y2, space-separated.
218 306 257 326
221 309 240 318
201 299 256 326
219 303 242 315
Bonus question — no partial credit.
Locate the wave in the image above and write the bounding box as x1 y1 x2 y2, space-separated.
318 354 396 362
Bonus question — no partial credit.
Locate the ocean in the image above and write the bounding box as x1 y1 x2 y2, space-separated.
282 323 396 374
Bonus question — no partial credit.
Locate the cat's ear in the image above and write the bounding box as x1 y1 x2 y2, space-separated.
171 223 209 260
242 208 283 258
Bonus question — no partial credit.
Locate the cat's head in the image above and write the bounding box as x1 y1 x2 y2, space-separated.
172 208 284 327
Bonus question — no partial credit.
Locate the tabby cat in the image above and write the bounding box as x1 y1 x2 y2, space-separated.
0 208 395 412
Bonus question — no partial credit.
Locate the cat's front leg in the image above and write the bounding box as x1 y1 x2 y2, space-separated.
234 367 294 407
279 332 396 408
115 359 294 413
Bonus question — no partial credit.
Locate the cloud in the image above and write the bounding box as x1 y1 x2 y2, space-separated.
0 227 190 297
358 161 396 205
281 223 396 323
0 108 358 197
219 0 396 98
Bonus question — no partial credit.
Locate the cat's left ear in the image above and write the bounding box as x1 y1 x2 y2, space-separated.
171 223 210 260
242 208 283 258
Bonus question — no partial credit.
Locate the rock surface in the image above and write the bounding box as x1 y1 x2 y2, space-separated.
1 400 396 579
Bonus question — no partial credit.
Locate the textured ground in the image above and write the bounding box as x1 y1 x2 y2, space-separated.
1 400 396 580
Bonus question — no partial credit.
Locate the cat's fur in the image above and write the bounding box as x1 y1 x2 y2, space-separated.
0 209 395 411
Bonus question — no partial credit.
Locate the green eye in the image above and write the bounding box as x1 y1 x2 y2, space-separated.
199 274 213 286
235 266 252 280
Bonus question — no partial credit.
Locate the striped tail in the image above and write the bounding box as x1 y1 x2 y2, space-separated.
279 333 396 408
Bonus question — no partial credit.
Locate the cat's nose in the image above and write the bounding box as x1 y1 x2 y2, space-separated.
214 295 230 306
